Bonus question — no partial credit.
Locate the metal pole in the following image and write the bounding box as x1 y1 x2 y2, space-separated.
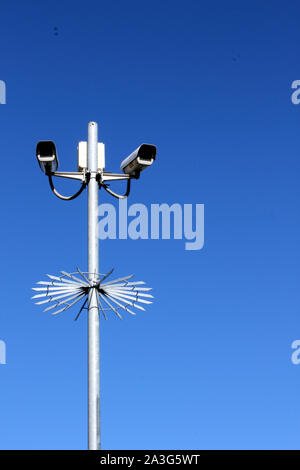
87 121 100 450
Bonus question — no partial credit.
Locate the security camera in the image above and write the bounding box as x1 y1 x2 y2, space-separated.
36 141 59 174
120 144 156 178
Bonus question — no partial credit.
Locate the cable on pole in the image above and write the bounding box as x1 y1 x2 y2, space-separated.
99 178 131 199
48 173 89 201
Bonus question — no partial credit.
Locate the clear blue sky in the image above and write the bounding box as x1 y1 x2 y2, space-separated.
0 0 300 450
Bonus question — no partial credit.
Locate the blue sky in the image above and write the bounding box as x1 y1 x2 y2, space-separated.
0 0 300 450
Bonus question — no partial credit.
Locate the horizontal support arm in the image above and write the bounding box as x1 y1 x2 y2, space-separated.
52 171 87 182
101 172 130 182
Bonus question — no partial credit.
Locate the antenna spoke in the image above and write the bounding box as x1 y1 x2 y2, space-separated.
76 267 93 285
100 274 134 287
60 271 90 286
97 293 108 321
105 288 154 299
43 292 85 312
99 293 123 319
74 297 89 321
46 274 87 286
51 293 86 315
104 294 137 316
99 268 114 283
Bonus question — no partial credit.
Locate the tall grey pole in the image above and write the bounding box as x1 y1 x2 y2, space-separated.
87 121 100 450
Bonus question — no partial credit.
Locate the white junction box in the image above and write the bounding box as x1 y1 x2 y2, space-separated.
77 141 105 171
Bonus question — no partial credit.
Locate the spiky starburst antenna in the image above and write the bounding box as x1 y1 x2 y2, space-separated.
31 268 153 320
